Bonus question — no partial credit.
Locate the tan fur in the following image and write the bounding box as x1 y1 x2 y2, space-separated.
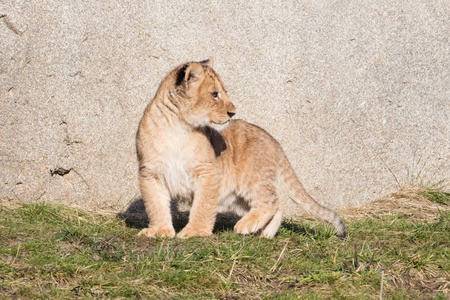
136 60 346 239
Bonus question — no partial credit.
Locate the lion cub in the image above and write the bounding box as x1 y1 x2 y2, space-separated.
136 59 346 239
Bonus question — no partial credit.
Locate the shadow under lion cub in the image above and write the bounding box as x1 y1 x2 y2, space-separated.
118 198 312 235
128 59 346 239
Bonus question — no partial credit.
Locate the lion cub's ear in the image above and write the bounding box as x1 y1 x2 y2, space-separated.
199 58 214 68
184 63 204 92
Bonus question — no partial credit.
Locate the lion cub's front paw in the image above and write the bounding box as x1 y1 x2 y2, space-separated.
177 225 212 239
138 227 175 238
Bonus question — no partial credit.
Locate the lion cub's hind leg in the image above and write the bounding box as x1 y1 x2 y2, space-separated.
260 208 283 238
233 185 280 237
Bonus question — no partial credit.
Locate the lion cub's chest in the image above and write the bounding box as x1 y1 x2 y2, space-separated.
161 155 192 197
155 129 196 198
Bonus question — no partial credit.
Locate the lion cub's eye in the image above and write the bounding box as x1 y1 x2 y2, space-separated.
211 92 219 99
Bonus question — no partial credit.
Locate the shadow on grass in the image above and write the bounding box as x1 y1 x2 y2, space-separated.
280 220 313 235
117 198 313 236
117 198 241 233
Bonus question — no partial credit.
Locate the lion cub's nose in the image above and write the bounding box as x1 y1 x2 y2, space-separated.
227 111 235 118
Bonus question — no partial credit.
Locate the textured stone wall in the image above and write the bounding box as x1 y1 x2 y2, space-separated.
1 1 448 214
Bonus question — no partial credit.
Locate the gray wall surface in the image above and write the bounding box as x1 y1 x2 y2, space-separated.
1 1 449 214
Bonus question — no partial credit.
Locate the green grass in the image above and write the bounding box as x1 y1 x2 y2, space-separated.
0 196 448 299
419 188 450 206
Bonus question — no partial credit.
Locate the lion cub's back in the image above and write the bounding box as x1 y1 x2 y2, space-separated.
222 120 284 172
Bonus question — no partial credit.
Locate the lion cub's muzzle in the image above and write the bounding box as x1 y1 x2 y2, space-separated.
226 102 236 119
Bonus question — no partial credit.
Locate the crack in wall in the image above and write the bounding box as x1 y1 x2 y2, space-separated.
48 167 91 190
60 121 83 146
50 167 72 177
0 14 23 35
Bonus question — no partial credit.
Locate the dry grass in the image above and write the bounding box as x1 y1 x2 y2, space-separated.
341 185 449 222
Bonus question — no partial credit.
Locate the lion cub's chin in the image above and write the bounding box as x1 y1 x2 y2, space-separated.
209 121 230 132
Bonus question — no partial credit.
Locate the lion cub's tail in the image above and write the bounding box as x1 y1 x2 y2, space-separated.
277 155 346 238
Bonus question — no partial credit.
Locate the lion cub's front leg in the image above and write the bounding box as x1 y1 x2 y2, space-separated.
177 164 220 239
138 174 175 238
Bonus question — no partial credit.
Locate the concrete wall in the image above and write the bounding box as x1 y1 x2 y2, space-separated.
1 1 448 213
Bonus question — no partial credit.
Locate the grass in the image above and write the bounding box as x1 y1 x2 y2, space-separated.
0 187 448 299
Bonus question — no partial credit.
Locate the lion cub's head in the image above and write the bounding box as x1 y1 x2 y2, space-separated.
172 59 236 131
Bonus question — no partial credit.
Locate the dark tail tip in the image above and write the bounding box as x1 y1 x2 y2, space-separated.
336 219 347 239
